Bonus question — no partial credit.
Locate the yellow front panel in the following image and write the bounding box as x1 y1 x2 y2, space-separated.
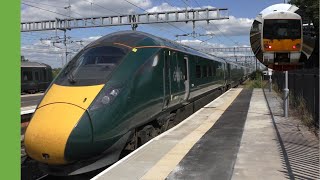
38 84 104 109
24 103 85 164
263 39 301 52
25 83 105 164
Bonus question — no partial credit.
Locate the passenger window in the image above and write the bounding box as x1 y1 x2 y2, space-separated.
35 71 40 81
212 65 216 76
196 65 201 78
202 66 207 78
22 71 33 81
164 52 169 72
183 57 188 80
43 69 47 81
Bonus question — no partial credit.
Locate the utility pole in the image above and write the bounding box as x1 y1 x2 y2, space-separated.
40 33 83 65
63 30 68 64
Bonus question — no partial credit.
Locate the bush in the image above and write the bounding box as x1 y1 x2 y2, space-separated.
52 68 62 78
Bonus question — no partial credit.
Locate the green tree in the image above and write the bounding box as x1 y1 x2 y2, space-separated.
52 68 62 78
289 0 319 35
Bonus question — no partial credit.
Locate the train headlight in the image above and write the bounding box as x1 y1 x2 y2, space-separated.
293 44 300 49
101 96 111 105
264 44 272 49
89 86 122 110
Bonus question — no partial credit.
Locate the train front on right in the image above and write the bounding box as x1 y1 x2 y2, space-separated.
261 11 302 65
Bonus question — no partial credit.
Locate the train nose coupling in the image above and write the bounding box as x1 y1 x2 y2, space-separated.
42 153 50 160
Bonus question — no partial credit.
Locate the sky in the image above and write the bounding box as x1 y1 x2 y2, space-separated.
21 0 286 68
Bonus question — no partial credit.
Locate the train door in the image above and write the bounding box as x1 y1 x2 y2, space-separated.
182 56 190 101
162 50 171 109
169 51 181 106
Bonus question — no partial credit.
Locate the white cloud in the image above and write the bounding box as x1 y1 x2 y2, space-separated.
21 35 102 68
199 16 253 37
21 1 254 67
179 39 225 49
144 3 253 37
21 0 153 22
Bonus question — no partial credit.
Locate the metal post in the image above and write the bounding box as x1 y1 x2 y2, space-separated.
283 71 289 117
255 58 257 71
63 30 67 64
269 74 272 92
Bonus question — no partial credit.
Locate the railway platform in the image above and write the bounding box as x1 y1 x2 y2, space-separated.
92 88 319 180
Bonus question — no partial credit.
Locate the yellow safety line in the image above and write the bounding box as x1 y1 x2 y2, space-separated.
140 88 243 180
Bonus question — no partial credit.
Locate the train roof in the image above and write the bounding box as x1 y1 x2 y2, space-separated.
21 61 51 68
262 11 301 20
86 31 226 63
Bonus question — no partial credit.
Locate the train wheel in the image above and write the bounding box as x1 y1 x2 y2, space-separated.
138 125 158 145
124 130 139 151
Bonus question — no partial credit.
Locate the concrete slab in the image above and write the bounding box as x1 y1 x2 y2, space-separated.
232 89 286 180
21 105 36 115
166 89 252 180
263 88 319 180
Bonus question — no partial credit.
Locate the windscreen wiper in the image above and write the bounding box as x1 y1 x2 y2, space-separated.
67 73 76 84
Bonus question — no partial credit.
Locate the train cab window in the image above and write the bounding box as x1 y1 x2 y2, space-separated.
55 46 128 86
22 71 33 81
196 65 201 78
263 19 301 39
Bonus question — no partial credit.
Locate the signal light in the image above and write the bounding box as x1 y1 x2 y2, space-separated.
293 45 296 49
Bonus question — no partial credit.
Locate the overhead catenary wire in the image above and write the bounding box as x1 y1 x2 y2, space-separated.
78 0 165 35
179 0 240 46
160 0 219 47
22 0 246 66
123 0 188 34
22 0 65 8
22 3 71 18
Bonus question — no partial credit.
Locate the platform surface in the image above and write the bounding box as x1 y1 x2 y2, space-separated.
92 88 319 180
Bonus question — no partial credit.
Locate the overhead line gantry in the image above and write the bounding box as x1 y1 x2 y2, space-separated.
21 8 228 32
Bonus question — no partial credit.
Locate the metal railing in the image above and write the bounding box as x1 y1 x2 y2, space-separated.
273 69 319 127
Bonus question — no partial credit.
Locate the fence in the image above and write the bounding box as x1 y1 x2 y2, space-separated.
273 69 319 127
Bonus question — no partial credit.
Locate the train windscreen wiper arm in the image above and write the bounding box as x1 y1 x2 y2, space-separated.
67 73 76 84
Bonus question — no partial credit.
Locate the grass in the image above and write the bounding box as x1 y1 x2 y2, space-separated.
289 93 315 129
273 82 318 134
243 71 267 89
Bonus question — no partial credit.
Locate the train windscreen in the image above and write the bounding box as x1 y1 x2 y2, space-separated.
263 19 301 39
55 46 128 86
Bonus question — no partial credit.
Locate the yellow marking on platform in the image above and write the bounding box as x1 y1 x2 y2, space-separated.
141 88 243 180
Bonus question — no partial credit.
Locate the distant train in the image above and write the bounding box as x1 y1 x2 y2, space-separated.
24 31 253 175
21 61 53 93
261 11 302 64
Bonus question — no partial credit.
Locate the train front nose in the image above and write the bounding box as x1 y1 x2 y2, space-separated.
24 103 92 164
24 83 104 165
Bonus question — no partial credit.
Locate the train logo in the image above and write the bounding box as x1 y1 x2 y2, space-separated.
173 66 184 83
